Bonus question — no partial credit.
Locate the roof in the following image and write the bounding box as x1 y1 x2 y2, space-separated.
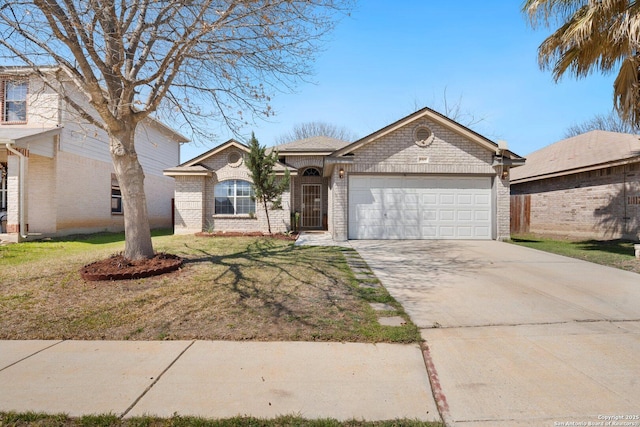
332 106 524 160
165 138 296 176
162 165 213 177
271 136 351 155
0 127 62 144
510 130 640 184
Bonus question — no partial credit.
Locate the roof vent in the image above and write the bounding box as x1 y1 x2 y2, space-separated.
227 151 243 167
414 126 434 147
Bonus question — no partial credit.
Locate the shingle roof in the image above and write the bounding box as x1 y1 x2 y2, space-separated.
271 136 351 153
510 130 640 183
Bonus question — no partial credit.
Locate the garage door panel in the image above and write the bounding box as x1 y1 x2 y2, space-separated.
439 226 455 238
457 194 473 205
349 176 492 240
440 194 455 205
457 210 473 221
475 211 490 221
475 226 490 237
440 210 455 221
457 226 473 237
422 194 437 204
422 210 437 221
475 194 491 205
404 194 419 204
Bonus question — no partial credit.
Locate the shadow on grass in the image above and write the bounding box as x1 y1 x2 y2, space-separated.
511 237 542 243
33 228 173 245
182 239 352 330
574 239 635 256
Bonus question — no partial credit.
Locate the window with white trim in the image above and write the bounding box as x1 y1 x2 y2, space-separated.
2 79 28 123
214 180 255 215
0 162 6 211
111 174 123 214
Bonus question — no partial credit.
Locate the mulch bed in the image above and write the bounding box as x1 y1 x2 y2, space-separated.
80 252 183 281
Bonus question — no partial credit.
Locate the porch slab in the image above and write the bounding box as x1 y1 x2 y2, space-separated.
294 232 352 247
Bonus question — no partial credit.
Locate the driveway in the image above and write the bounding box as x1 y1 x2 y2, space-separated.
351 240 640 427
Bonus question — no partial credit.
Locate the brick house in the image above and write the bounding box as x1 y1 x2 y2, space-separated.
167 107 524 241
510 130 640 240
0 66 188 242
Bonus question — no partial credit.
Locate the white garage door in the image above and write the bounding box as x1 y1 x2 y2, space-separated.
348 175 492 240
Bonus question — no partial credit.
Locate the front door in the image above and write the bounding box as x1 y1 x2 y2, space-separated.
302 184 322 228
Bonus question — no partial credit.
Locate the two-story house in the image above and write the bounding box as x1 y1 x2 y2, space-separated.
0 66 188 242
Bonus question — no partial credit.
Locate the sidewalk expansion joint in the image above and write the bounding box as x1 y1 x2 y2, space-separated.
120 340 196 419
0 340 64 373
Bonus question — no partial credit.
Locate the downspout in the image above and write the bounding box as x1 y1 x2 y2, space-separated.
4 141 28 239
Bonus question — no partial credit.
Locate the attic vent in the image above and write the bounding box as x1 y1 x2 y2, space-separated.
414 126 434 147
227 151 243 167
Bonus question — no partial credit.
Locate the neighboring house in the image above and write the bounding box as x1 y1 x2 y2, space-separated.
0 66 188 243
166 107 524 241
510 130 640 240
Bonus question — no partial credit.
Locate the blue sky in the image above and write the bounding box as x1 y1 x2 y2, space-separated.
180 1 616 162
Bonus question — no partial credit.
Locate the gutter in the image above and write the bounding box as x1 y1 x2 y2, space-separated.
3 141 28 239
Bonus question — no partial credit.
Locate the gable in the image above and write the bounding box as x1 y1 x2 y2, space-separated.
170 138 296 177
324 106 523 177
334 106 502 157
351 117 494 168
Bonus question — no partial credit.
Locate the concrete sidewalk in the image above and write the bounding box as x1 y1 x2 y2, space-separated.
0 340 440 422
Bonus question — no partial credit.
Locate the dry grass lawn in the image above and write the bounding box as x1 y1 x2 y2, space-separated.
0 232 418 343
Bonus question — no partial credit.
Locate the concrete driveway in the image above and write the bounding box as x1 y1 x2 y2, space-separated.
351 240 640 427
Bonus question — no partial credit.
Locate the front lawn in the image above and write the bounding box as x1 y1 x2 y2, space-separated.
510 234 640 274
0 232 419 343
0 412 445 427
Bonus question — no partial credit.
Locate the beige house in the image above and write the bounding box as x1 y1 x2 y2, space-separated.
511 130 640 240
0 66 188 242
167 107 524 241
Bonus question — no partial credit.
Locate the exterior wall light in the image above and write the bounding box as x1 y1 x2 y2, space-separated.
339 168 345 179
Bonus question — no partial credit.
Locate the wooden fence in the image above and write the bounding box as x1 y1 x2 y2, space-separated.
510 194 530 235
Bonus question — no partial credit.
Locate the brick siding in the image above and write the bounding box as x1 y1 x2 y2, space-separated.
329 117 506 240
511 163 640 239
175 146 291 234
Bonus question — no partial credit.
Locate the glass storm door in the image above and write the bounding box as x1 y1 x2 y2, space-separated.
302 184 322 228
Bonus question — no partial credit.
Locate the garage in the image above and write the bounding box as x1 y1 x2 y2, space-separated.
348 175 492 239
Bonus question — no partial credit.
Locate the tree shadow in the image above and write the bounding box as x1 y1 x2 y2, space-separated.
511 237 542 243
593 185 640 239
573 239 635 256
181 239 355 329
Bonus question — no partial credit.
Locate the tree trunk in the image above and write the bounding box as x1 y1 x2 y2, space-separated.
262 198 272 235
109 127 154 260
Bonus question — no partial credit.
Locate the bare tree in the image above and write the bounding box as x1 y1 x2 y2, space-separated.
565 111 639 138
0 0 351 260
275 121 357 144
412 88 487 129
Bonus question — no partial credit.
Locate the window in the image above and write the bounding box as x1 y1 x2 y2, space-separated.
302 167 321 176
215 180 255 215
2 79 28 123
0 162 6 210
111 174 123 214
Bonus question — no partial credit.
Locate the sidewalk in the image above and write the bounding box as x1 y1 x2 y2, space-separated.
0 340 440 422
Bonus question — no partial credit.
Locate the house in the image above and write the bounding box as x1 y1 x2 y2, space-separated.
0 66 188 242
166 107 524 241
510 130 640 240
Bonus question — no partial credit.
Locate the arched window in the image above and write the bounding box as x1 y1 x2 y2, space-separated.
302 167 321 176
214 180 255 215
